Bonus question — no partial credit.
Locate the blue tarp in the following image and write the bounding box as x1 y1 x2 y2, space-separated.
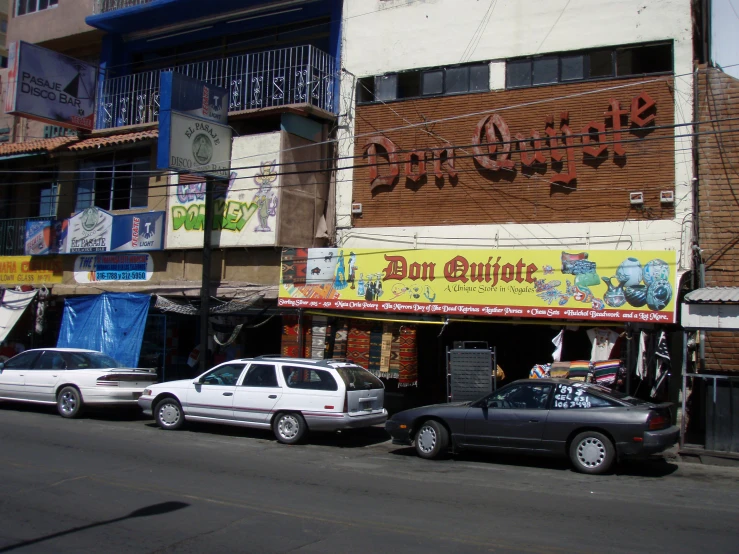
57 292 150 368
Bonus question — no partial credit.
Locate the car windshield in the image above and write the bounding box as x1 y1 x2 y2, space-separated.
586 383 647 405
335 366 384 390
63 352 127 370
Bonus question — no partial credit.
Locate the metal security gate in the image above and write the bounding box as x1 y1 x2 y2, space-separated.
446 344 497 403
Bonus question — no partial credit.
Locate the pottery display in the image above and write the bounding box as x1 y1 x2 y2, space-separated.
647 279 673 310
615 257 643 287
624 284 648 307
575 271 601 288
602 276 626 307
643 259 671 285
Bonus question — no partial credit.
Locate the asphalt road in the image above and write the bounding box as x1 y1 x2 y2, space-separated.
0 403 738 554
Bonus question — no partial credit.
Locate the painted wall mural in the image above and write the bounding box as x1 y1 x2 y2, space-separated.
165 132 282 248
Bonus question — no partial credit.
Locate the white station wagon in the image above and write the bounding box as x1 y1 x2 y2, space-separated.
138 356 388 443
0 348 158 418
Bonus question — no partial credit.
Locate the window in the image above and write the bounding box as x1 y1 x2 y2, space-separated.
62 352 125 370
357 63 490 104
76 156 150 212
202 363 245 386
39 183 58 217
16 0 58 16
1 351 41 369
506 42 672 89
283 366 338 391
552 383 618 409
243 364 279 387
482 383 553 409
36 351 67 370
1 19 8 33
335 366 383 390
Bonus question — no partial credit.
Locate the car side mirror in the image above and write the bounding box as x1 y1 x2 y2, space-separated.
192 377 203 385
0 362 4 370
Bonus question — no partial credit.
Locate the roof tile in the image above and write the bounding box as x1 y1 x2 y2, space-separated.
68 130 158 151
684 287 739 303
0 136 78 156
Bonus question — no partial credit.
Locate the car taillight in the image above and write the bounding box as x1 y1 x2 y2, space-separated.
648 413 667 430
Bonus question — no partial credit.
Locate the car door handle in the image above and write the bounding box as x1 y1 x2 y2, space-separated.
222 392 233 396
529 419 540 423
268 395 277 399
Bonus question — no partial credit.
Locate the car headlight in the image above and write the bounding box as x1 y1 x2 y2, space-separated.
143 388 153 396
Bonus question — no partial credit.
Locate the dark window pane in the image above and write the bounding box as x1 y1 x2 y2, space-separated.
421 70 444 95
40 0 49 9
375 74 397 101
588 49 614 78
445 67 469 94
470 64 490 92
561 55 584 81
397 71 421 98
533 57 558 85
131 162 149 208
506 60 531 88
244 364 278 387
94 168 113 210
357 76 375 103
2 351 41 369
112 163 132 211
617 43 672 76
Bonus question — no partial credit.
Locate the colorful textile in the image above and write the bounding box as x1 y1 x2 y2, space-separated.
398 326 418 387
567 360 591 381
281 315 300 358
529 364 551 379
368 326 383 372
280 248 308 285
310 316 328 360
592 359 620 386
346 323 371 367
302 324 312 358
332 320 348 360
550 361 570 378
390 330 401 372
380 323 393 373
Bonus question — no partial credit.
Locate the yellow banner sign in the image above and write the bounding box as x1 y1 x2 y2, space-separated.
0 256 63 285
279 248 677 324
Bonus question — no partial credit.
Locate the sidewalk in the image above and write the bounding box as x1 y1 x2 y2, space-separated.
669 444 739 468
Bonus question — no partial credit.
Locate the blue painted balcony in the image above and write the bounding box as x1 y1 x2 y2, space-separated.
93 0 155 13
96 44 337 130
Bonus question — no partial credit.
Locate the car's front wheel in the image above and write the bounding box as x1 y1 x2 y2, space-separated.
414 420 449 459
569 431 615 474
273 412 307 444
57 386 83 418
155 398 185 430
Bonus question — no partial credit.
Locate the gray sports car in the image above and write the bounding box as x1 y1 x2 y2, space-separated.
385 378 678 474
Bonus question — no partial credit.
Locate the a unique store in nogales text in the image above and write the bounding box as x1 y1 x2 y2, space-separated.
275 73 687 413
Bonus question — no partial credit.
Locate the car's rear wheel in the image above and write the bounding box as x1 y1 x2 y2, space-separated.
273 412 307 444
155 398 184 430
414 420 449 460
57 386 83 418
570 431 615 474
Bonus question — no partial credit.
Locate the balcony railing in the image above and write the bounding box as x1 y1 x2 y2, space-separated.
97 45 337 130
93 0 155 14
0 217 50 257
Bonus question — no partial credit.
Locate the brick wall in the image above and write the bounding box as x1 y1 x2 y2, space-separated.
696 67 739 373
352 77 675 228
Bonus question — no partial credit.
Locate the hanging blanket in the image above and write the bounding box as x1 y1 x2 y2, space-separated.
368 325 383 372
380 323 394 373
281 315 301 358
311 316 328 360
398 326 418 387
346 323 371 367
550 361 570 378
332 320 348 361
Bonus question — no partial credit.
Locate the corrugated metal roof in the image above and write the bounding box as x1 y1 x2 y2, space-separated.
684 287 739 303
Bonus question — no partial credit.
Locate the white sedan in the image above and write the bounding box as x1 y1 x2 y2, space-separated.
0 348 158 418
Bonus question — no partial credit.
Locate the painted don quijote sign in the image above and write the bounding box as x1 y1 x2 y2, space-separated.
353 78 675 228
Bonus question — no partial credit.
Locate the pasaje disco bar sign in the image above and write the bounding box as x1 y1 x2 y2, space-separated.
279 247 677 323
363 91 656 189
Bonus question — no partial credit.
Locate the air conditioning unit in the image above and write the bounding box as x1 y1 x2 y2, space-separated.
660 190 675 204
630 192 644 206
351 202 363 215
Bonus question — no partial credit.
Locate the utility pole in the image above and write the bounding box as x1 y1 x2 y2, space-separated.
199 176 215 374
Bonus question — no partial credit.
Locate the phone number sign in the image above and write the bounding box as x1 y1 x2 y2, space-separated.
74 254 153 283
